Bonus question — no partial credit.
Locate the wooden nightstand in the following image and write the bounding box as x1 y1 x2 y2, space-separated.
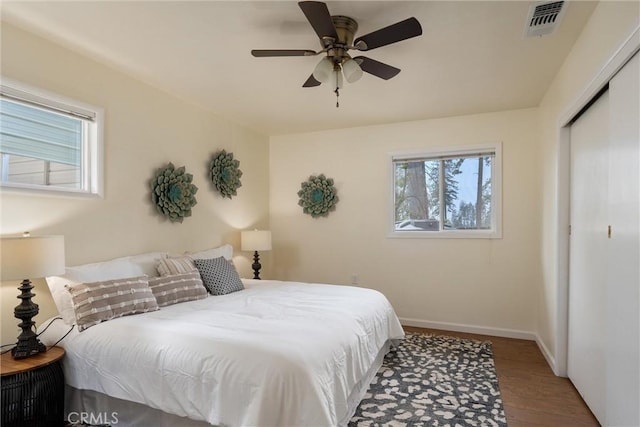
1 346 65 427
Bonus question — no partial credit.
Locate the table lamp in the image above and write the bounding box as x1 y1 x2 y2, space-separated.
241 230 271 280
1 234 65 359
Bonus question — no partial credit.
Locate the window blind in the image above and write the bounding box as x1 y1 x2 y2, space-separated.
0 98 82 166
393 150 496 163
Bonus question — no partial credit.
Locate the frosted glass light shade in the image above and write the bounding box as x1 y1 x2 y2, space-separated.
241 230 272 252
312 58 333 83
342 58 363 83
1 235 65 280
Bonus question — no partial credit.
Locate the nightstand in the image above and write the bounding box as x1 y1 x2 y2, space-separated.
1 346 65 427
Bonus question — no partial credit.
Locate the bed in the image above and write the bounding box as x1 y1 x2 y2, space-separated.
40 247 404 427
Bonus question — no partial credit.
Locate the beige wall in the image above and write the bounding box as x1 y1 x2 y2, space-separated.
0 23 270 345
537 1 639 372
2 1 637 373
270 108 540 336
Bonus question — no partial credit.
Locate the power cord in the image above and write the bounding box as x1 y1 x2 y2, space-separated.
37 316 64 336
48 324 74 349
0 344 15 355
38 316 75 349
1 317 75 355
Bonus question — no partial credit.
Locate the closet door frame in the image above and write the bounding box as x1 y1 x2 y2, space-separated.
554 26 639 378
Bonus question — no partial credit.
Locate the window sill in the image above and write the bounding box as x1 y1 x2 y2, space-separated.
0 182 102 199
387 229 502 239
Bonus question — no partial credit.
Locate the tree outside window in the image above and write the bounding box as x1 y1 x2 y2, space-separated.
391 145 501 238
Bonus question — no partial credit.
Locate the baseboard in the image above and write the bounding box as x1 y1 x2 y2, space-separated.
535 334 560 376
399 317 564 375
399 317 537 341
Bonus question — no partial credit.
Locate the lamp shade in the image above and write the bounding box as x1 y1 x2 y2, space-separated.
342 58 363 83
1 235 65 280
312 57 334 83
241 230 272 252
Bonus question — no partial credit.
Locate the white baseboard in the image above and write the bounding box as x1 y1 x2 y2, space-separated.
399 317 562 375
399 317 537 341
535 334 560 376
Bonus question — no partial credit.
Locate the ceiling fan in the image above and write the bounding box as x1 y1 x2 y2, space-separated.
251 1 422 107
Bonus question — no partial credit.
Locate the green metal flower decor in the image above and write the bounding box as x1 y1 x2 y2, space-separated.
151 162 198 223
297 174 339 218
209 150 243 199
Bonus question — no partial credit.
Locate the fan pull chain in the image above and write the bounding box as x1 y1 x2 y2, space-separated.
334 88 340 108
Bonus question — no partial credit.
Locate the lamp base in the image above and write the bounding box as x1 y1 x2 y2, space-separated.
11 337 46 360
12 279 47 360
252 251 262 280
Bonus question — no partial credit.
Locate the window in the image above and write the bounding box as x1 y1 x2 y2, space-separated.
0 79 103 196
390 144 502 238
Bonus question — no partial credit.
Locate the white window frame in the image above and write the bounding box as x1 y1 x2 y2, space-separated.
0 77 103 197
388 142 502 239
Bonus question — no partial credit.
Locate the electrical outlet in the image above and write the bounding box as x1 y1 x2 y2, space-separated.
351 274 359 285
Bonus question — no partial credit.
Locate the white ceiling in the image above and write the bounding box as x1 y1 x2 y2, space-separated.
1 1 597 136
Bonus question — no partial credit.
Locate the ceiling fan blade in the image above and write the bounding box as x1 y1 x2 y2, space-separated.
354 17 422 51
298 1 338 42
251 49 316 57
353 56 401 80
302 75 321 87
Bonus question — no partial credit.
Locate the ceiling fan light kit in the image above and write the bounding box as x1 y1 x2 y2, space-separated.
342 58 363 83
312 57 333 83
251 1 422 107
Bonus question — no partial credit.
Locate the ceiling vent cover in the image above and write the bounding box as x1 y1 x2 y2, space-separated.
525 1 566 37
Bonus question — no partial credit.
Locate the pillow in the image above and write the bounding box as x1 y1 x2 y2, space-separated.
187 244 233 261
148 272 207 307
193 257 244 296
46 252 167 325
67 275 159 331
156 256 196 276
46 276 83 325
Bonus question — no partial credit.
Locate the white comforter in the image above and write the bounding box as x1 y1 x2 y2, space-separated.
40 280 404 426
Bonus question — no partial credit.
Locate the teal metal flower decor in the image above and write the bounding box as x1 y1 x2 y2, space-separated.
209 150 243 199
297 174 339 218
151 162 198 223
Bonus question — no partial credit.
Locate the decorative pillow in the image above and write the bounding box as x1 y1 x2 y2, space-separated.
156 256 197 276
148 272 207 307
193 257 244 296
46 251 167 325
67 275 159 331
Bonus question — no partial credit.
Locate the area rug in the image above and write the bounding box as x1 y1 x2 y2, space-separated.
349 332 508 427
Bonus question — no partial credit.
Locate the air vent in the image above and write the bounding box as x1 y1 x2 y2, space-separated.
524 1 566 37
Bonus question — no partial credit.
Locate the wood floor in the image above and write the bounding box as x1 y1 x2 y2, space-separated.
404 326 600 426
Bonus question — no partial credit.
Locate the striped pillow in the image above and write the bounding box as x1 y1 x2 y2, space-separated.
156 256 197 276
148 272 207 307
67 275 159 331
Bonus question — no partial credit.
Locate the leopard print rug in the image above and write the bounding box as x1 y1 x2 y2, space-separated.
350 332 507 426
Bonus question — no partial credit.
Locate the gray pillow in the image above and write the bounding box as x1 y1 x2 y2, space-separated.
193 257 244 295
67 275 159 331
148 271 208 307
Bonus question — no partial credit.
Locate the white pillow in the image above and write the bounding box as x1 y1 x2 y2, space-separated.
46 252 167 325
186 244 233 261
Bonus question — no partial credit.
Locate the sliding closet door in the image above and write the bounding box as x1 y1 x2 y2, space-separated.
568 89 609 425
569 51 640 426
606 51 639 426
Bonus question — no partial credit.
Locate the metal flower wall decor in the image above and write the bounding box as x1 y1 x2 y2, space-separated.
297 174 339 218
151 162 198 223
209 150 243 199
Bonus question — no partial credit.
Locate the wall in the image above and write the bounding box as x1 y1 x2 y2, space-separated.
0 23 270 345
270 108 540 337
537 1 639 373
